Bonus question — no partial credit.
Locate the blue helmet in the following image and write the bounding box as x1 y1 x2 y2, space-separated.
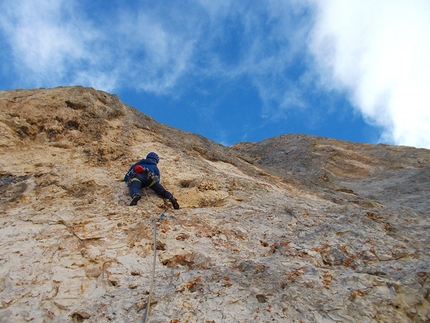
146 152 159 164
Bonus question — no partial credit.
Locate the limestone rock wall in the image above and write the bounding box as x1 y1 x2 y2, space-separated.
0 87 429 322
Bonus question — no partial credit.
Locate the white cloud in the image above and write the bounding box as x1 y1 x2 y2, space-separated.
112 8 200 94
0 0 200 93
309 0 430 148
0 0 311 107
0 0 103 87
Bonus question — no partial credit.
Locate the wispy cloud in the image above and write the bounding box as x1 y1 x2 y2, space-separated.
0 1 312 102
111 5 202 94
189 2 314 117
309 0 430 148
0 0 103 86
0 0 201 92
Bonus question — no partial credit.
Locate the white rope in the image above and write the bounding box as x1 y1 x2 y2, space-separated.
142 217 157 323
142 189 166 323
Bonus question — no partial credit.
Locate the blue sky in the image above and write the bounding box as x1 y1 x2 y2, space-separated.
1 0 429 148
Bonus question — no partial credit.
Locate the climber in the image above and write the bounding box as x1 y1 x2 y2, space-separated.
124 152 179 209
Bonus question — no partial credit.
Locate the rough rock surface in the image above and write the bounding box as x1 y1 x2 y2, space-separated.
0 86 429 323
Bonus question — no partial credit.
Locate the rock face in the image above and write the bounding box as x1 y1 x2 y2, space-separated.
0 86 429 323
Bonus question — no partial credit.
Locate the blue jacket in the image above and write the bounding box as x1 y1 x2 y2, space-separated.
124 158 160 182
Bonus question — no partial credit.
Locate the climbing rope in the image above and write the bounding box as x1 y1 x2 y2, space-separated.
142 189 166 323
142 217 157 323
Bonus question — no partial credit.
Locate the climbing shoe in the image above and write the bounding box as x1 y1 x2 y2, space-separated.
169 196 180 209
130 194 141 206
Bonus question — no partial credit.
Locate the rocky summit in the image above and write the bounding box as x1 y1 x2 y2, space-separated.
0 86 429 323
